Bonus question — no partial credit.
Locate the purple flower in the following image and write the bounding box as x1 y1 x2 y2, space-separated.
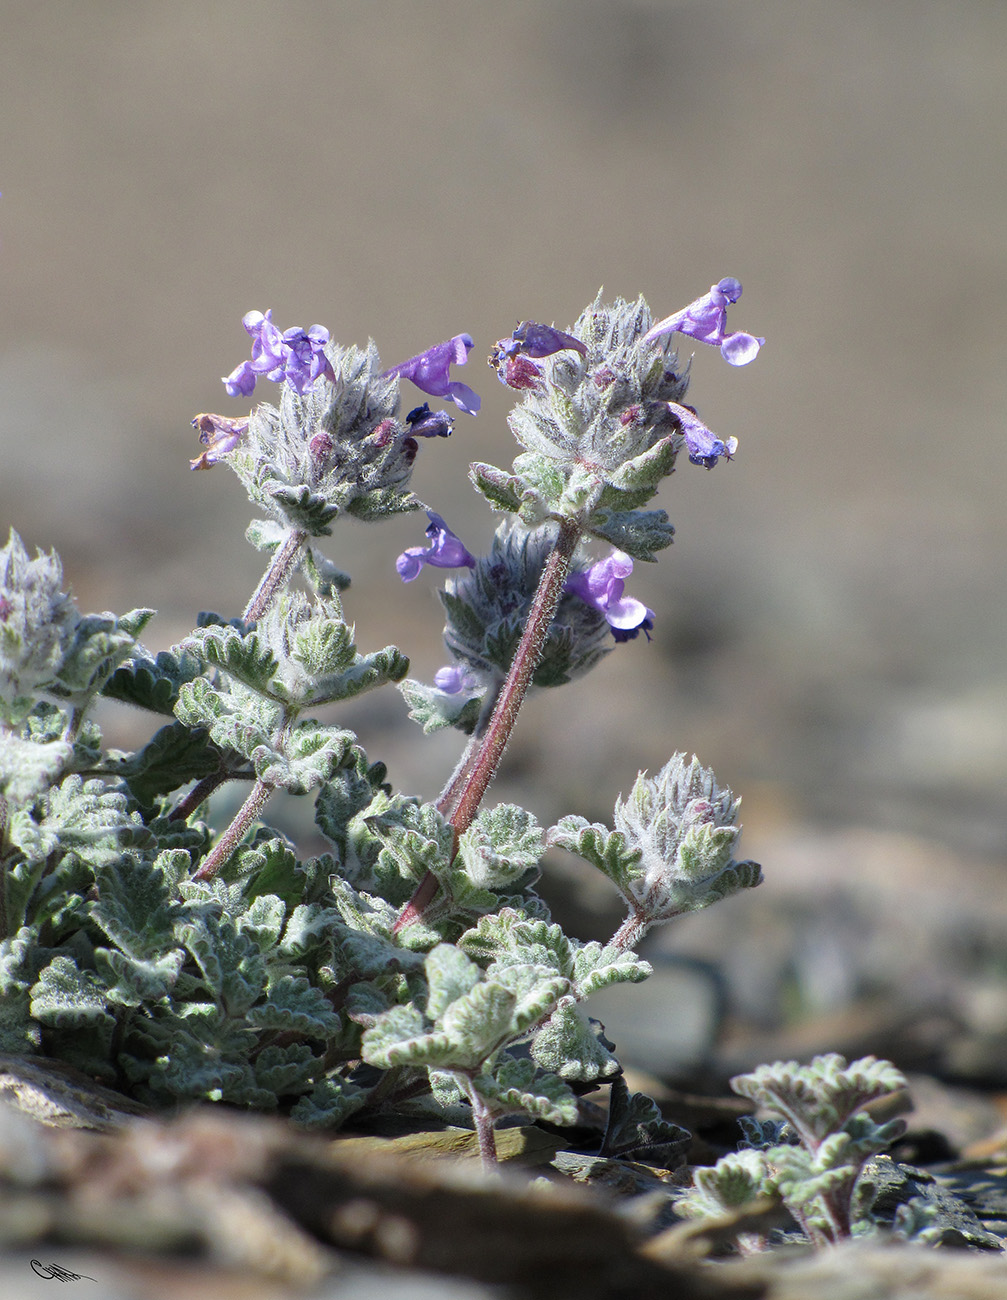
384 334 481 414
405 403 454 438
281 324 337 394
222 310 336 398
396 512 477 582
644 278 764 366
505 321 588 360
668 401 738 469
433 663 481 694
490 321 587 387
189 412 249 470
566 551 655 642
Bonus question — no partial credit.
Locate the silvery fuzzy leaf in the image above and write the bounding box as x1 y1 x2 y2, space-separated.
94 945 185 1007
547 816 643 897
131 1004 263 1104
732 1054 908 1143
0 927 37 996
296 644 409 709
9 775 151 865
570 941 651 998
236 893 287 950
456 805 544 891
174 677 279 762
90 855 177 958
251 1041 320 1096
438 980 518 1065
253 718 354 793
30 955 115 1029
468 461 528 514
424 943 482 1021
484 962 570 1035
51 608 155 706
0 529 79 726
675 1149 775 1221
361 1004 456 1070
245 974 340 1038
397 676 484 735
2 857 47 932
586 507 675 561
183 624 283 698
267 482 343 536
179 913 267 1017
290 1074 369 1130
276 902 341 960
474 1057 578 1126
0 731 72 803
530 999 619 1082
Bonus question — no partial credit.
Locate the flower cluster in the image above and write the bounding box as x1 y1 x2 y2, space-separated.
223 310 337 397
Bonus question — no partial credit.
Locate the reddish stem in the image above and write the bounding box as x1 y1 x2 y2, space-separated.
394 518 581 933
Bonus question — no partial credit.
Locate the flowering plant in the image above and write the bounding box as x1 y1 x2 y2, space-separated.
1 282 770 1168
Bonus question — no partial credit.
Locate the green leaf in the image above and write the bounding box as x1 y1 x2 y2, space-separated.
474 1057 578 1126
245 974 341 1037
30 955 115 1028
183 624 283 697
290 1074 369 1129
10 775 152 866
468 461 527 513
548 816 643 895
179 914 267 1017
110 722 220 805
457 805 544 891
90 856 177 957
424 943 482 1021
397 676 484 735
102 645 204 715
0 731 72 803
254 719 354 793
252 1042 320 1097
586 508 675 561
530 999 619 1082
265 482 341 535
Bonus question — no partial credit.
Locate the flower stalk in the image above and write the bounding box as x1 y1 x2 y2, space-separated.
394 517 582 932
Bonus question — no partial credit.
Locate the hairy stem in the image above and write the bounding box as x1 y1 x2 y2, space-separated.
243 527 307 624
168 765 247 822
394 518 581 933
462 1078 498 1170
609 907 650 953
435 676 504 820
191 777 273 881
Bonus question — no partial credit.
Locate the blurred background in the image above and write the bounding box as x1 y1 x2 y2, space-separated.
2 1 1006 1078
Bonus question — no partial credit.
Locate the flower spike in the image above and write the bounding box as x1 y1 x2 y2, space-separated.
645 278 764 366
384 334 481 414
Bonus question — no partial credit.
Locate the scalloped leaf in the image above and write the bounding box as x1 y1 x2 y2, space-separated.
30 955 115 1028
530 999 619 1082
475 1057 578 1125
246 974 341 1037
111 722 220 805
586 507 675 561
548 816 643 895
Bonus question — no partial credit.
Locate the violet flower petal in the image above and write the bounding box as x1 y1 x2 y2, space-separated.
395 512 476 583
384 334 481 413
644 278 764 366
